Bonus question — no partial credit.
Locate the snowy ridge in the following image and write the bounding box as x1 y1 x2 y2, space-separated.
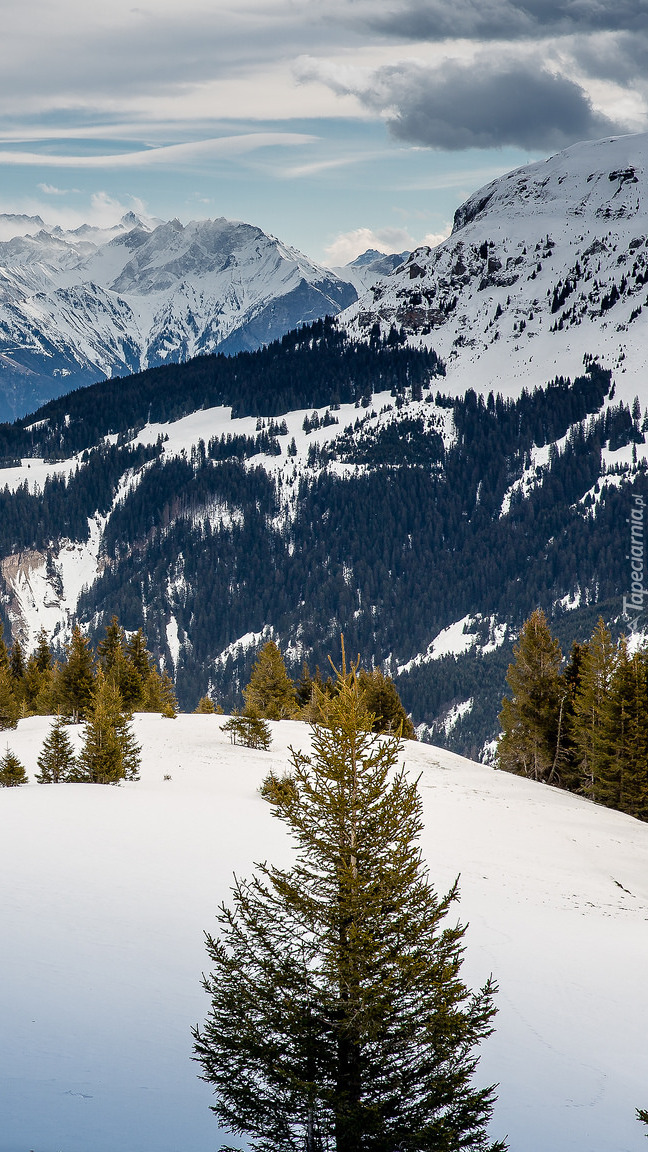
2 713 647 1152
0 214 357 419
342 132 648 403
396 614 508 675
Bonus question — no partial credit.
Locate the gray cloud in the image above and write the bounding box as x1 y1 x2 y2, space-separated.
369 0 648 43
345 58 624 151
571 29 648 86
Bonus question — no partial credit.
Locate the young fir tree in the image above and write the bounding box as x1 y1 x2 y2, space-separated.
569 618 617 799
60 625 96 723
194 655 506 1152
243 640 297 720
78 673 141 784
221 709 272 750
497 609 565 782
36 715 78 783
0 746 28 786
194 695 217 714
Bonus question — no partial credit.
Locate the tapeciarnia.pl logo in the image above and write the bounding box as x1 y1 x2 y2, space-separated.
623 493 646 634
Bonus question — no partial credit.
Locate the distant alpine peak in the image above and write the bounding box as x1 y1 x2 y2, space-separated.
0 211 358 421
341 132 648 402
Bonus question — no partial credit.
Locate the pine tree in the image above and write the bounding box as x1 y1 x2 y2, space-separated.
0 664 19 730
194 656 506 1152
36 715 78 783
243 641 297 720
0 746 28 786
60 625 95 723
497 609 564 782
78 673 141 783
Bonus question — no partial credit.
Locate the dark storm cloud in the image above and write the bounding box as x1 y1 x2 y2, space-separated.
368 0 648 43
353 58 623 150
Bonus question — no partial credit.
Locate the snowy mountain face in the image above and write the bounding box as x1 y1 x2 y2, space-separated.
332 249 410 292
0 320 643 760
343 133 648 404
0 215 357 420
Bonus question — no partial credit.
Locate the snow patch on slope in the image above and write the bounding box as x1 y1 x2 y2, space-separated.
1 715 648 1152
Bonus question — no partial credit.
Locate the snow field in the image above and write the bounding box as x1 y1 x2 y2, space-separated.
1 714 648 1151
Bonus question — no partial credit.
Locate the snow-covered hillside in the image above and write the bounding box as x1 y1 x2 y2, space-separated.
343 132 648 403
0 214 357 420
1 714 647 1152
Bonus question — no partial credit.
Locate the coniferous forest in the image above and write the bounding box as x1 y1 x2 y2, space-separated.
0 318 644 766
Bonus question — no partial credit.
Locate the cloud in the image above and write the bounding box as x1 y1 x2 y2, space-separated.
369 0 648 43
0 133 317 170
324 225 415 264
303 55 625 150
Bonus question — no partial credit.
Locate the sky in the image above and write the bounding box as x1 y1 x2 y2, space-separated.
0 0 647 264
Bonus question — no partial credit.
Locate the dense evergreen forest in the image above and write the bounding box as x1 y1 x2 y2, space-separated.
0 317 643 756
0 319 443 463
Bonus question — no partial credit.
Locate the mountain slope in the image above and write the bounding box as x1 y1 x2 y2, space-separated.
343 132 648 403
2 714 647 1152
0 323 642 760
0 215 357 420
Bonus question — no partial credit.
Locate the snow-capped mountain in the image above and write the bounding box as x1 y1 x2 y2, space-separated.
331 248 410 292
343 133 648 402
0 214 357 420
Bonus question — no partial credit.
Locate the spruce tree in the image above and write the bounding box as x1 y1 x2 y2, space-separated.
60 625 95 723
194 657 506 1152
36 715 78 783
194 695 216 714
357 667 416 739
142 665 178 717
221 709 272 750
78 673 141 783
497 609 564 782
0 746 28 786
596 643 648 820
243 640 297 720
569 618 616 798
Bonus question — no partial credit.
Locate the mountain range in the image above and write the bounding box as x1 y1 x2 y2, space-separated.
0 213 362 421
1 132 648 758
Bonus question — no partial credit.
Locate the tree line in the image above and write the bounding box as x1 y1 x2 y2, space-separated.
497 609 648 822
0 617 177 786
